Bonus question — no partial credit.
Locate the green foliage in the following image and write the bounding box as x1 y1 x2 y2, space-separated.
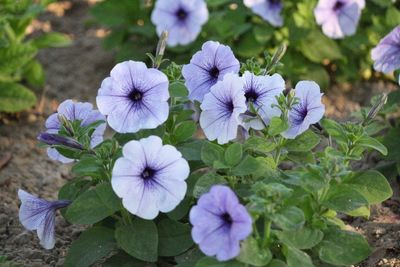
0 0 71 112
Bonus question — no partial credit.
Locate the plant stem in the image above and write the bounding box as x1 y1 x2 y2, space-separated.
263 219 272 247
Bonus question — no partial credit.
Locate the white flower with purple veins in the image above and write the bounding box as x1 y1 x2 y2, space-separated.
45 99 106 163
371 26 400 74
182 41 240 102
314 0 365 39
96 61 169 133
283 81 325 139
18 189 71 249
242 71 285 130
151 0 208 47
200 73 247 144
243 0 283 27
111 136 190 220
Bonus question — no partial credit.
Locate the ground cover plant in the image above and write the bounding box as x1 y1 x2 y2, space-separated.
0 0 70 112
15 31 395 266
90 0 400 88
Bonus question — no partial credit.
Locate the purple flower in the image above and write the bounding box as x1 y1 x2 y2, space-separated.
371 26 400 74
244 0 283 27
96 61 170 133
241 71 285 130
282 81 325 139
45 100 106 163
151 0 208 47
111 135 189 220
314 0 365 39
18 189 71 249
189 185 252 261
37 133 84 150
199 73 247 144
182 41 240 102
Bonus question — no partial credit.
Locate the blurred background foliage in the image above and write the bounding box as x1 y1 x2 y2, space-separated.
90 0 400 90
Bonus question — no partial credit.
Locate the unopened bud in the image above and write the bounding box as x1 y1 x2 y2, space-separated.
363 93 387 125
38 133 83 150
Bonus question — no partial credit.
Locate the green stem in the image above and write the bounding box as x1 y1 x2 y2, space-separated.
273 136 284 167
263 219 272 247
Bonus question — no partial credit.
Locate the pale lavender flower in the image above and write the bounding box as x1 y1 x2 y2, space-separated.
182 41 240 102
243 0 283 27
282 81 325 139
189 185 252 261
151 0 208 47
96 61 169 133
371 26 400 74
241 71 285 130
45 100 105 163
111 135 189 220
199 73 247 144
18 189 71 249
314 0 365 39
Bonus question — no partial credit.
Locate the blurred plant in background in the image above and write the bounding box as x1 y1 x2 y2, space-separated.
0 0 71 113
90 0 400 89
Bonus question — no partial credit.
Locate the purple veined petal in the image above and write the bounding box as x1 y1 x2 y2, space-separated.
56 99 76 121
36 209 56 249
111 135 189 220
151 0 208 47
338 2 359 36
96 77 129 115
371 25 400 74
45 113 61 132
243 0 283 27
189 185 252 261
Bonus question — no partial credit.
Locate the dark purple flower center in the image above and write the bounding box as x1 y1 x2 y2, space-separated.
176 8 188 21
221 212 233 225
245 90 258 103
292 105 308 125
225 101 235 113
268 0 281 5
333 1 345 11
141 167 156 180
128 90 143 102
208 66 220 79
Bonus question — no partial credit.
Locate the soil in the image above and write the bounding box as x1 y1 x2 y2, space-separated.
0 1 399 266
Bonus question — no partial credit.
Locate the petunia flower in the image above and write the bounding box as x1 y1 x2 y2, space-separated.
18 189 71 249
44 99 106 163
199 73 247 144
111 135 189 220
282 81 325 139
182 41 240 102
189 185 252 261
96 61 170 133
151 0 208 47
243 0 283 27
371 25 400 74
314 0 365 39
241 71 285 130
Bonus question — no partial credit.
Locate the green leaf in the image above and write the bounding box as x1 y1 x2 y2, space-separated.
272 207 305 231
174 121 197 143
318 228 371 266
268 117 289 136
58 179 91 201
65 183 121 224
344 170 392 204
245 136 276 155
285 130 321 152
356 135 388 156
115 219 158 262
235 31 265 58
196 257 245 267
169 82 188 97
276 228 323 250
71 155 103 178
103 251 157 267
0 44 37 75
167 197 192 220
158 219 194 257
193 173 226 198
299 31 343 63
23 60 45 87
285 246 315 267
64 227 117 267
322 184 368 213
0 82 36 112
201 141 225 167
31 32 71 48
225 143 243 166
237 237 272 266
178 140 204 161
231 155 263 176
267 259 288 267
175 248 204 267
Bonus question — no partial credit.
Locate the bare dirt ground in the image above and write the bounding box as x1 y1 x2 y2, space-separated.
0 1 399 266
